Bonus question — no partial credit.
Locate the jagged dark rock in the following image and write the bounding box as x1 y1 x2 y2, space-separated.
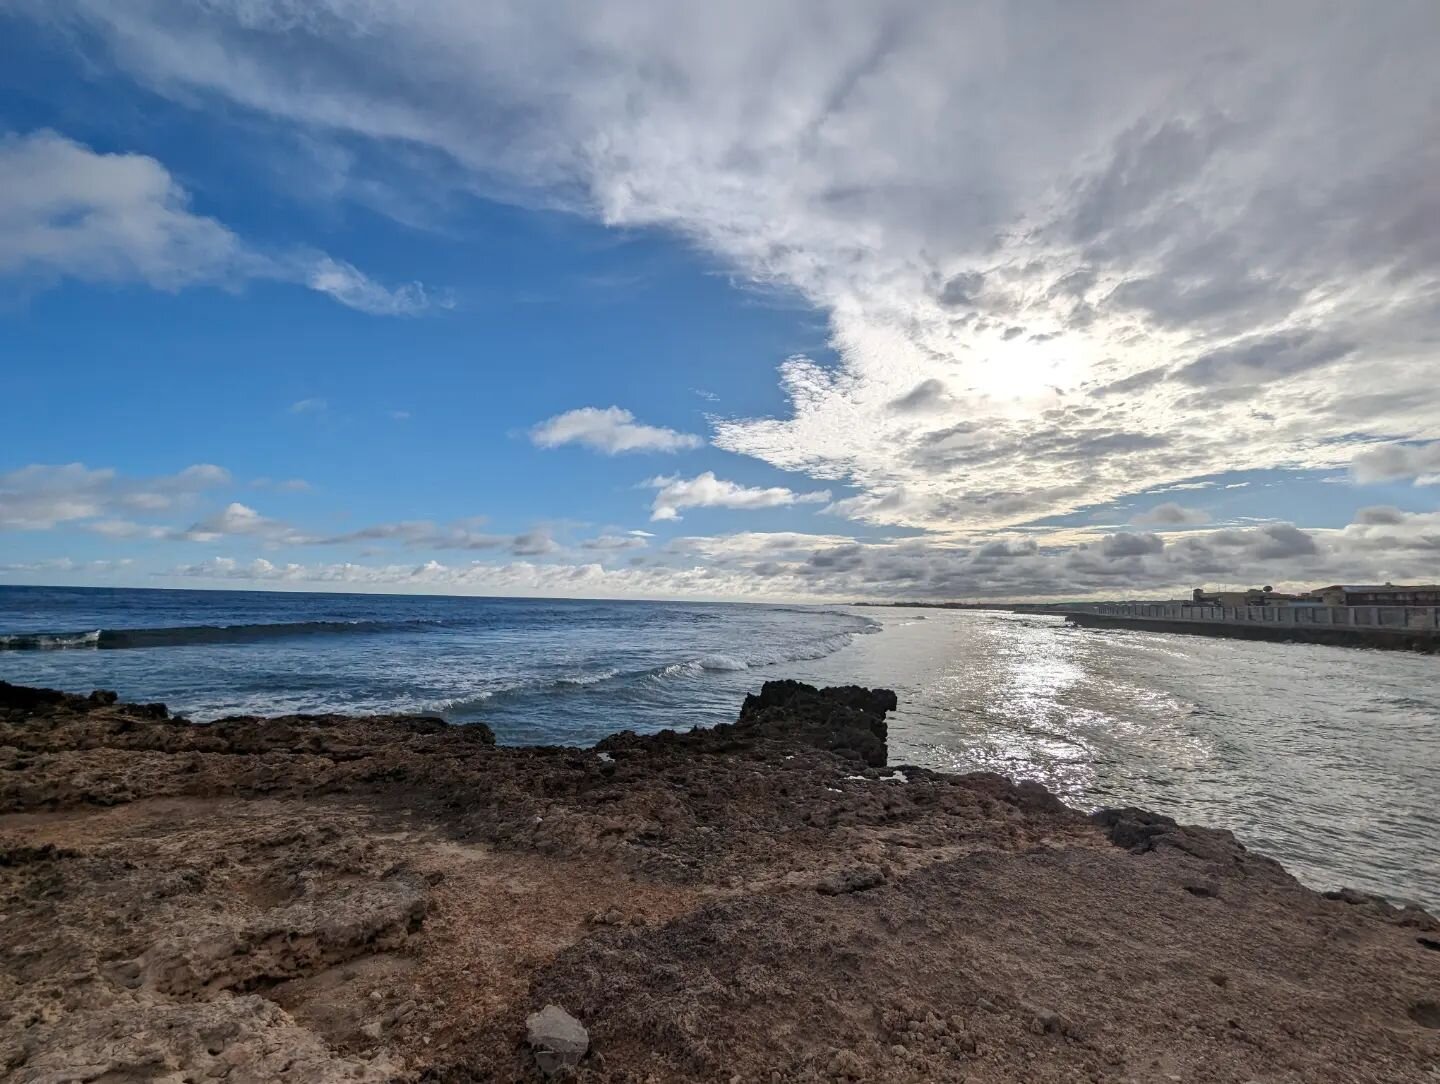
732 679 894 766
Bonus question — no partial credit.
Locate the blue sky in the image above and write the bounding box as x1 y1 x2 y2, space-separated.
2 3 1439 600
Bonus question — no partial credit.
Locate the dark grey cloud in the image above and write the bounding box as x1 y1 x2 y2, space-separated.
1172 330 1356 387
1100 531 1164 558
1130 501 1208 527
510 528 560 556
1087 367 1167 399
1205 522 1317 560
1351 441 1440 484
972 538 1039 561
1106 269 1301 333
936 271 985 308
887 378 951 414
1354 505 1407 526
1026 429 1170 461
1066 114 1239 248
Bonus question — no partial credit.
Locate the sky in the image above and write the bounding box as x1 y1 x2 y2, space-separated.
2 1 1439 602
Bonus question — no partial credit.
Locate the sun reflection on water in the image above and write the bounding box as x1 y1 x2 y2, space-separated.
795 608 1440 908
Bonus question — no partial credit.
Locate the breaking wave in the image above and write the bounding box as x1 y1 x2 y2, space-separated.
440 621 880 717
0 630 102 651
0 619 438 651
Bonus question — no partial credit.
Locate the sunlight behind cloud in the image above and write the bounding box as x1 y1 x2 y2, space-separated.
5 1 1439 598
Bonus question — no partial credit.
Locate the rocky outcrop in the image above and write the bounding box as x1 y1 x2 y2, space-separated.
133 878 427 997
8 997 401 1084
2 681 1437 1083
595 679 895 768
735 679 894 766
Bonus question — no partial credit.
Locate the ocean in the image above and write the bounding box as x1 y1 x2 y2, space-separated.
2 584 1437 909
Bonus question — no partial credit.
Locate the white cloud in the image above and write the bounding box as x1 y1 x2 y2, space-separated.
0 129 238 288
11 5 1440 596
161 554 792 601
645 471 830 521
0 462 231 530
0 130 436 314
28 0 1436 543
180 501 302 544
288 397 328 415
531 406 703 455
304 255 434 316
669 531 857 558
309 519 555 555
0 557 133 575
147 509 1440 603
580 532 649 551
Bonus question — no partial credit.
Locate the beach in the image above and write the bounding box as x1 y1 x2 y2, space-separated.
2 678 1437 1082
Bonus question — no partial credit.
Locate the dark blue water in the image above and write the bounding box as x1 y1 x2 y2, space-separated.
2 586 1437 909
0 585 877 743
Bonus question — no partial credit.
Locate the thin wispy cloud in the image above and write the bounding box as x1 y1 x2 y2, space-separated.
0 130 441 315
303 255 436 316
0 462 230 531
531 407 703 455
251 477 312 492
646 472 829 522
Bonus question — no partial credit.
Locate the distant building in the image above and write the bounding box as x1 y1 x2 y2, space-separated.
1305 584 1440 606
1190 586 1301 606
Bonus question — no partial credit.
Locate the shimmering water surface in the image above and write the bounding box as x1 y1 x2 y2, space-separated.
2 586 1436 908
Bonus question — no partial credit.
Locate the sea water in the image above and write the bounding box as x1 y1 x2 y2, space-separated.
2 585 1436 908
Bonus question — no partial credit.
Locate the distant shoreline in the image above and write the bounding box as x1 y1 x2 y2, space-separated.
1064 609 1440 653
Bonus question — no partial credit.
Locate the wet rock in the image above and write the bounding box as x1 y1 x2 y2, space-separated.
1090 807 1281 871
1090 807 1180 852
593 680 897 770
1322 888 1440 930
736 680 894 767
527 1004 589 1077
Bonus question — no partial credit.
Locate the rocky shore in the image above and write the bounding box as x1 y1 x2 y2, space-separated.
2 679 1437 1082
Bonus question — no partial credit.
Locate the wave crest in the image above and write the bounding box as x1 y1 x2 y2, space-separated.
0 619 438 651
